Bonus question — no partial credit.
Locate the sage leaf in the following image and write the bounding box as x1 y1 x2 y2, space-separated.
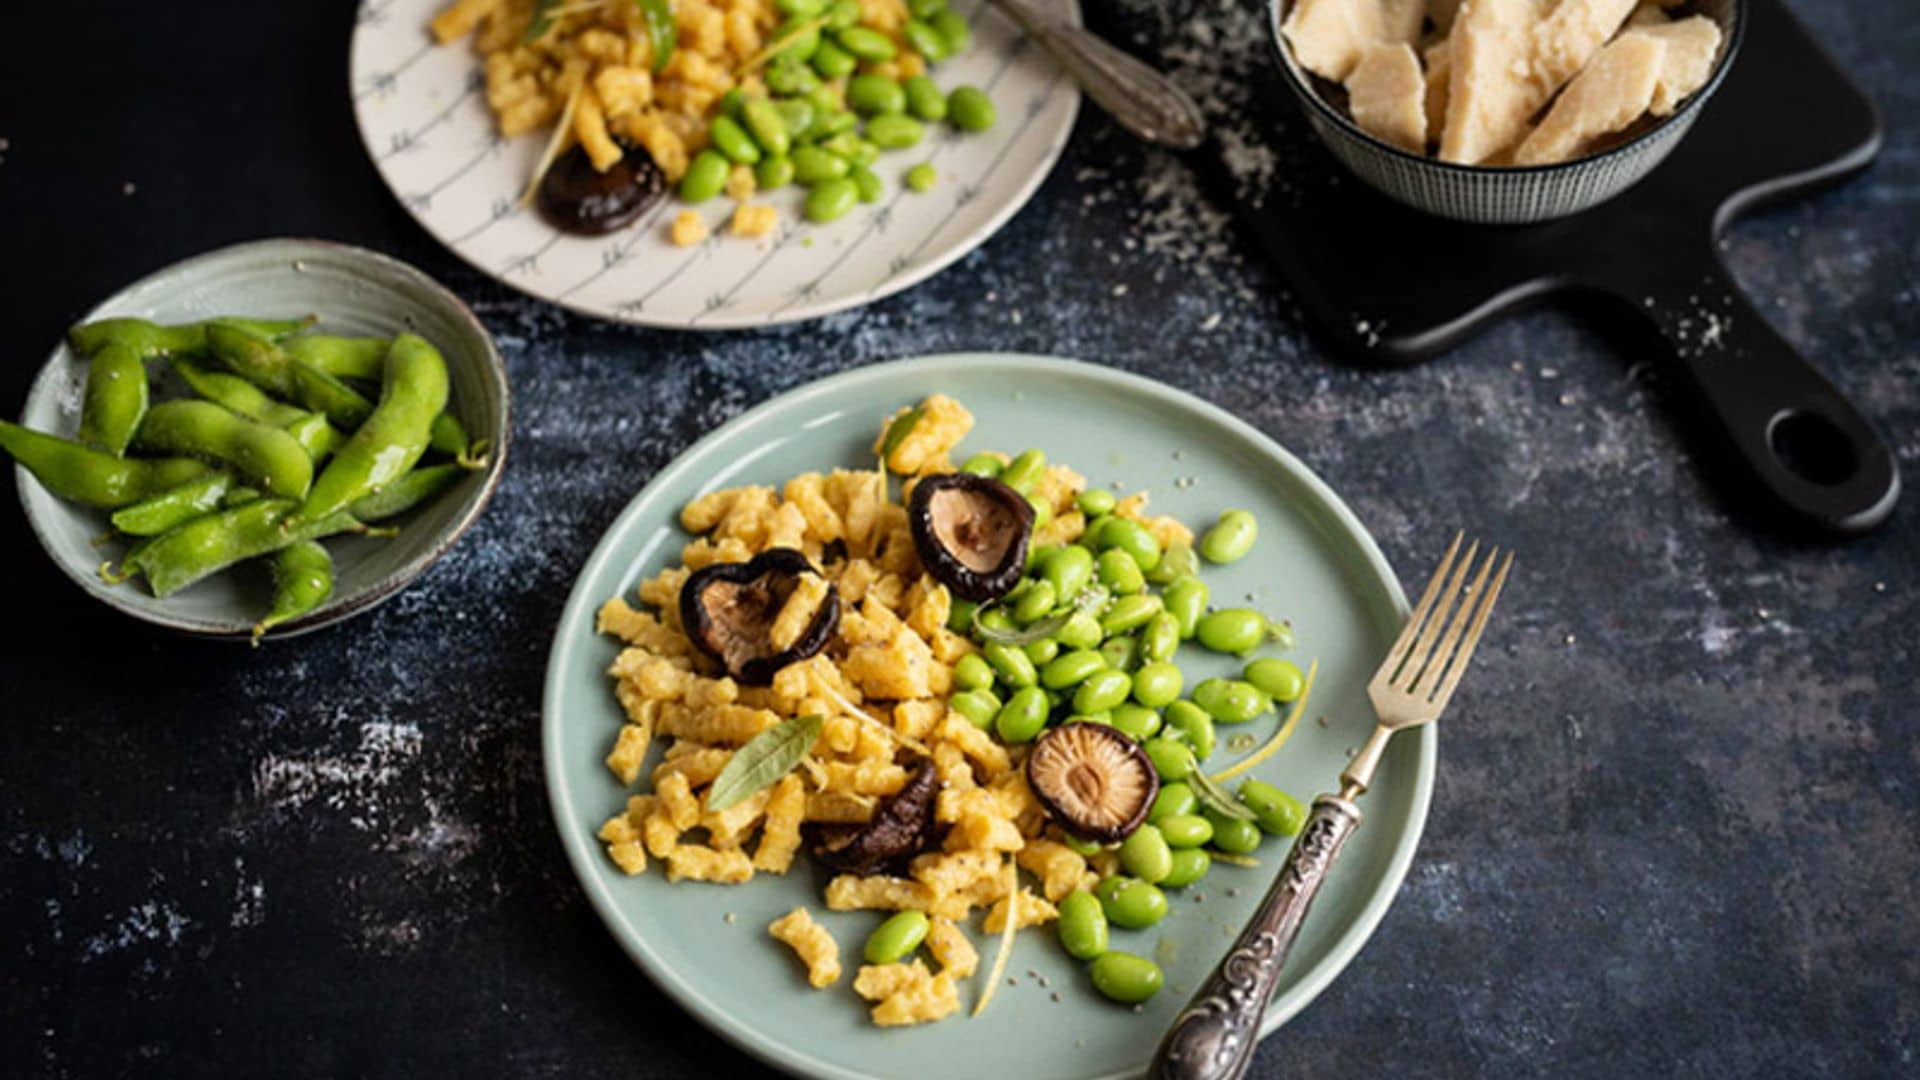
705 713 823 812
521 0 558 43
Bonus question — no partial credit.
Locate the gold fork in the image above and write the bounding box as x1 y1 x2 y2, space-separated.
1151 534 1513 1080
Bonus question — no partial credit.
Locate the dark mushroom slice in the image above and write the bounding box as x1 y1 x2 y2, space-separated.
536 144 666 236
908 472 1035 602
807 761 941 875
1026 722 1159 844
679 548 839 686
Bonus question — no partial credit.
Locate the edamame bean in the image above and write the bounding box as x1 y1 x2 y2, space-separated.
810 39 857 78
866 112 924 149
848 136 882 168
1026 492 1053 531
1144 737 1195 781
1196 608 1268 655
930 8 972 52
1149 782 1196 822
1192 678 1270 724
863 910 930 964
774 99 815 139
999 448 1046 493
764 54 820 95
1206 811 1262 854
708 115 762 164
1119 825 1173 884
1097 517 1161 573
743 99 792 156
719 88 749 119
1026 543 1059 573
1244 658 1306 702
983 642 1037 687
1138 612 1179 663
1057 611 1103 650
755 154 796 190
1072 488 1113 516
1098 634 1138 673
1056 890 1108 960
948 689 1000 729
995 686 1049 743
805 177 859 222
1146 541 1198 586
1063 835 1105 857
1074 669 1133 714
847 74 906 115
1041 649 1106 690
825 0 860 28
810 108 858 141
1238 779 1307 836
1110 703 1162 741
948 598 978 633
1024 638 1058 665
1199 508 1258 564
1096 548 1145 594
679 149 731 202
977 606 1018 635
1042 545 1094 603
905 161 937 192
1089 951 1164 1004
1100 594 1162 636
1161 848 1211 888
776 0 826 16
1066 711 1110 727
904 75 947 121
1164 576 1209 639
777 18 822 61
954 652 994 691
1131 661 1183 708
1165 700 1216 759
835 25 897 61
1012 580 1056 623
959 452 1002 477
908 0 945 16
1100 878 1168 929
1156 814 1214 849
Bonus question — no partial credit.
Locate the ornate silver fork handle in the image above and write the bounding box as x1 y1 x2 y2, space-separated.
987 0 1207 149
1148 795 1363 1080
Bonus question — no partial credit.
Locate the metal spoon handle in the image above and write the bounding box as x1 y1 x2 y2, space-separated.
1148 795 1364 1080
990 0 1206 149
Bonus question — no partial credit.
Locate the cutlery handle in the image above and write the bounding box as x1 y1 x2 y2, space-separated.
989 0 1206 150
1149 795 1364 1080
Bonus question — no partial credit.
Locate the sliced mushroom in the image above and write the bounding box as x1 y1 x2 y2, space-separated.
536 144 666 236
1026 723 1160 843
679 548 839 686
806 761 942 875
908 473 1035 602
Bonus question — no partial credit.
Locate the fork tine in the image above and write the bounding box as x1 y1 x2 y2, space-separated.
1398 538 1479 690
1379 531 1461 686
1413 545 1497 699
1431 550 1513 709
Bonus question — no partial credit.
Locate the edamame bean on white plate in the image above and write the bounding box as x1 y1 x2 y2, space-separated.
543 355 1430 1079
350 0 1081 329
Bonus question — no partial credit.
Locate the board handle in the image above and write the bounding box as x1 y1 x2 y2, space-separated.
1634 257 1899 534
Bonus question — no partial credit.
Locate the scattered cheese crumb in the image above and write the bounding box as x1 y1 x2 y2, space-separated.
671 210 708 247
730 202 778 238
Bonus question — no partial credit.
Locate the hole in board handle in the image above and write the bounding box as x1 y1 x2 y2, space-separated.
1768 410 1858 487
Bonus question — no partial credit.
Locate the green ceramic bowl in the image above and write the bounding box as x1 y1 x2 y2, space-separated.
543 355 1429 1079
12 238 511 639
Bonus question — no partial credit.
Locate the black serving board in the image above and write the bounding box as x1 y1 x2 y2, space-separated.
1213 0 1900 536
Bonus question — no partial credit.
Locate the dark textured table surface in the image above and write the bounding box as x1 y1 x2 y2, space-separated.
3 2 1914 1077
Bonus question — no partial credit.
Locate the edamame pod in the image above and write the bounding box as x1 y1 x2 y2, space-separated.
132 400 314 499
281 335 390 380
295 333 448 524
124 498 366 598
346 462 465 522
253 540 334 643
172 359 310 427
68 315 313 359
205 324 375 430
109 471 234 537
78 343 148 457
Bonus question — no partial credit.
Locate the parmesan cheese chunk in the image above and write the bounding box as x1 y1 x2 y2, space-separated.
1345 43 1428 153
1441 0 1637 164
1513 33 1665 165
1630 15 1724 115
1283 0 1425 82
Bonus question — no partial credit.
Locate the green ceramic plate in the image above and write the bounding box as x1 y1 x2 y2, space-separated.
543 355 1429 1080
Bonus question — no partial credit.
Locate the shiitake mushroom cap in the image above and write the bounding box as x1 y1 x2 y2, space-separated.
1026 723 1160 843
679 548 839 686
806 761 941 875
536 144 666 236
908 472 1035 602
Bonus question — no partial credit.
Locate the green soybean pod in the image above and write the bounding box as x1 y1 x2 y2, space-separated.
835 25 898 61
755 154 796 190
345 462 464 522
1206 811 1262 855
866 112 924 149
1119 824 1172 884
792 145 851 184
110 471 234 537
1024 638 1059 665
1056 890 1108 961
1164 576 1209 639
253 539 334 643
1056 612 1103 651
1161 848 1211 888
983 641 1037 687
903 18 951 61
998 448 1046 493
1199 508 1258 564
1149 782 1197 823
1109 703 1161 741
850 164 885 203
1144 736 1195 781
1089 951 1164 1005
1095 548 1145 595
1041 649 1106 690
78 343 149 457
1100 878 1168 930
1042 545 1094 602
679 149 731 202
1073 669 1133 714
1097 517 1162 573
863 910 931 964
1156 814 1214 849
929 7 972 52
1165 700 1216 760
1193 677 1270 723
1138 612 1180 664
132 400 313 500
1076 488 1117 516
948 84 995 131
805 177 860 222
810 38 857 78
954 652 995 691
294 333 447 523
948 689 1001 730
1196 608 1268 655
1132 661 1183 709
1099 593 1162 636
1238 779 1307 836
125 498 364 598
995 686 1049 743
708 114 762 164
847 74 906 115
958 452 1003 477
904 75 948 121
1245 657 1306 703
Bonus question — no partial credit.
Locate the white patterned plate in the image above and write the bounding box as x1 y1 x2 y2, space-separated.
349 0 1080 329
